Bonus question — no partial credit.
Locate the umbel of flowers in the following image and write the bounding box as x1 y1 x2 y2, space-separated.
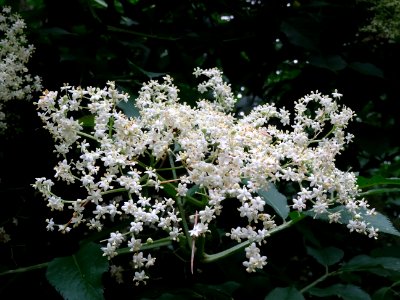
33 67 378 285
0 6 42 132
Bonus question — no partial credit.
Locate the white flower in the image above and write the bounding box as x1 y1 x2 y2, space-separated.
110 265 124 284
199 206 215 223
0 7 42 132
101 243 118 259
176 183 188 196
189 222 209 237
242 243 267 272
0 227 11 243
133 271 149 286
34 67 375 283
292 197 306 211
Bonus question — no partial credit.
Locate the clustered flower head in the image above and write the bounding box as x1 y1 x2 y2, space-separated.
0 6 42 132
33 67 377 284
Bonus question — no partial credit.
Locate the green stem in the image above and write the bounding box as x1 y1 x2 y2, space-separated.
168 151 192 247
108 116 114 138
0 262 49 276
107 25 179 41
359 188 400 196
76 131 100 142
132 157 204 207
300 266 337 294
308 126 336 145
117 237 173 255
158 177 204 208
156 166 186 171
101 188 128 196
202 217 304 263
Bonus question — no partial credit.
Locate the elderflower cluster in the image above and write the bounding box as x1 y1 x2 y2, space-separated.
0 6 42 132
33 67 377 284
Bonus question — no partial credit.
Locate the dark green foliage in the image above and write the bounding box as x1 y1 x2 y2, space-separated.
46 242 108 300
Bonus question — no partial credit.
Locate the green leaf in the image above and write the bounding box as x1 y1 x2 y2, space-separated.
258 183 289 221
265 286 305 300
280 21 317 51
357 175 400 188
306 246 344 266
78 115 95 127
310 206 400 237
46 242 109 300
310 55 347 72
187 184 200 197
42 27 74 36
349 62 384 78
128 60 165 79
163 182 178 198
117 99 140 118
372 287 392 300
342 255 400 273
91 0 108 8
193 281 240 299
360 188 400 196
309 284 371 300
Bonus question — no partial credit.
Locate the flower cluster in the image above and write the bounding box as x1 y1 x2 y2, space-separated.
0 6 42 132
33 67 377 284
0 227 11 243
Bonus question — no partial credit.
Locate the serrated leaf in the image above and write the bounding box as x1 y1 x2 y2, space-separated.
342 255 400 273
306 246 344 266
46 242 108 300
308 284 371 300
265 286 305 300
258 183 289 221
309 205 400 237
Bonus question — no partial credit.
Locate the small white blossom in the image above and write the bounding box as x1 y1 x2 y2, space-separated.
33 67 378 284
133 271 149 286
0 7 42 132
